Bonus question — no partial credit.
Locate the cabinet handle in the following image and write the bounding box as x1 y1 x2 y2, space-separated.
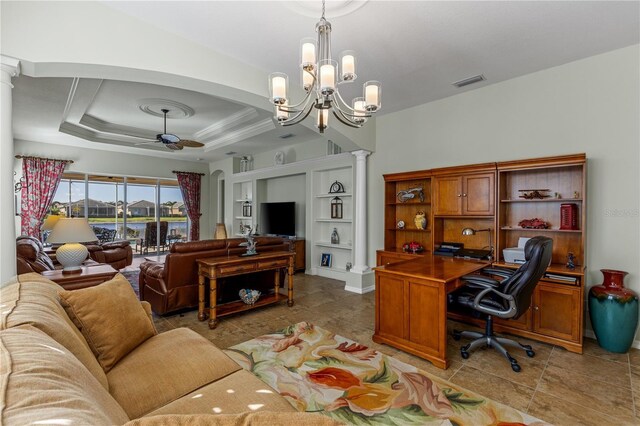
462 193 467 197
457 194 462 197
534 306 539 311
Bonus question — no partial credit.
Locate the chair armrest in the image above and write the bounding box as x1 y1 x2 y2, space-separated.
140 261 165 279
101 240 131 250
85 244 103 253
461 274 501 288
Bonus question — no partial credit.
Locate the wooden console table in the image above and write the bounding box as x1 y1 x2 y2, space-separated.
41 264 118 290
374 255 489 369
197 251 295 329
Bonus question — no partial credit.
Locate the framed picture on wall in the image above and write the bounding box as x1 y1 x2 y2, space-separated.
320 253 332 268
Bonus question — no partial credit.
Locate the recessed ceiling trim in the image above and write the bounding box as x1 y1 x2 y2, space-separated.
204 119 275 152
61 77 80 122
78 114 155 140
193 107 258 140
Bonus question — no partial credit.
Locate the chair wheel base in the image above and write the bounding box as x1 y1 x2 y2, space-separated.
461 350 469 359
453 330 462 341
526 350 535 357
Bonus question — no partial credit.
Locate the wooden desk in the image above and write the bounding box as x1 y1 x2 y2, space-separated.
197 251 295 329
41 264 118 290
373 255 489 369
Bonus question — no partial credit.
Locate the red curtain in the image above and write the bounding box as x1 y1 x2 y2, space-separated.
20 157 68 238
175 171 204 241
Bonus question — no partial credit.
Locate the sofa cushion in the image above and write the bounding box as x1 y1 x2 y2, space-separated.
144 369 296 417
0 273 109 390
0 325 130 425
126 412 342 425
107 328 242 419
59 273 157 372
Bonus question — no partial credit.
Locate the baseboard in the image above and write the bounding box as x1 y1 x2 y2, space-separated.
344 284 375 294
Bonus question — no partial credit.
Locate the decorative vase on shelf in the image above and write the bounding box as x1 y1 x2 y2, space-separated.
414 211 426 230
330 228 340 245
589 269 639 353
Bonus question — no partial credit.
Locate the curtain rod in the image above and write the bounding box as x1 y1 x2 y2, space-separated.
15 155 74 164
172 170 205 176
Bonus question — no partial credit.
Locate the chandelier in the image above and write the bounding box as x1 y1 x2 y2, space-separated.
268 0 381 133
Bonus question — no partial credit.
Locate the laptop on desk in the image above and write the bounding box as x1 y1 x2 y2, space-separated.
454 248 492 260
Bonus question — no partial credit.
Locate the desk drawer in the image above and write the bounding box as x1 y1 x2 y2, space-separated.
258 258 289 269
219 263 256 275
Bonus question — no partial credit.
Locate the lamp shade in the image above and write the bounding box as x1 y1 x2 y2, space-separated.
461 227 476 236
41 215 61 231
47 218 97 244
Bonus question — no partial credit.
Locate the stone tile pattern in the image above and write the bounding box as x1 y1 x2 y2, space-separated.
152 273 640 426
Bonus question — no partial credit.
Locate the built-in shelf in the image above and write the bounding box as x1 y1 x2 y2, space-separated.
316 193 352 198
316 265 346 274
500 227 582 233
500 198 582 203
315 218 352 223
315 242 352 250
235 216 252 220
235 199 252 203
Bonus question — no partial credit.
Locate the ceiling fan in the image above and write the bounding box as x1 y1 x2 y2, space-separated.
138 108 205 150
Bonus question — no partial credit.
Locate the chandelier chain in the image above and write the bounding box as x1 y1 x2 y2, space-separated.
321 0 326 19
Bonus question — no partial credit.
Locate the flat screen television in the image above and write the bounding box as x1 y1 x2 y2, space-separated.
260 202 296 237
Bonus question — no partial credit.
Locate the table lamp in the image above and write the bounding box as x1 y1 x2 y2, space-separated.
41 214 61 245
461 227 493 259
214 223 227 240
47 218 97 272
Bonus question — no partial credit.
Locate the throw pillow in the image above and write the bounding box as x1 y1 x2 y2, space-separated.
59 273 157 372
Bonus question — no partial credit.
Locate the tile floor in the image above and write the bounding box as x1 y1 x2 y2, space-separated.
150 273 640 426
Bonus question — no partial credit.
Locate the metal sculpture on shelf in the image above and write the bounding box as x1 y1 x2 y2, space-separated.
397 187 424 203
239 227 258 256
518 189 551 199
518 218 549 229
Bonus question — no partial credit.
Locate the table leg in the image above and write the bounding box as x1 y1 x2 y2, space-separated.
208 277 218 329
198 273 206 321
274 269 280 297
287 259 294 307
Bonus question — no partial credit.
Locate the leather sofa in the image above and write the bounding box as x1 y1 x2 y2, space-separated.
140 237 292 315
0 273 338 425
16 235 132 274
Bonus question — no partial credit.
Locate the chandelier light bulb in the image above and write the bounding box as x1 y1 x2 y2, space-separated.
340 51 356 81
364 80 382 112
319 60 337 95
317 108 329 132
352 97 367 124
300 38 317 71
269 73 288 105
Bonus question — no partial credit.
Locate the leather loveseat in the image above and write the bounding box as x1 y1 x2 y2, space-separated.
140 237 292 315
0 273 338 425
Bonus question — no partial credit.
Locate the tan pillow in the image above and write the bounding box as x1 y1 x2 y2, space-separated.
59 273 157 372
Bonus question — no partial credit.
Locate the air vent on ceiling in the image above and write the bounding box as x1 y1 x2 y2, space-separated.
225 151 237 156
452 74 486 88
280 133 295 139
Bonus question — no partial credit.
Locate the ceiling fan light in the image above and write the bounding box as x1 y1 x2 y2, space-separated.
157 133 180 144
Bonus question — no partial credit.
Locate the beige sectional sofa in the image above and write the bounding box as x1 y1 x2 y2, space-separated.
0 273 339 425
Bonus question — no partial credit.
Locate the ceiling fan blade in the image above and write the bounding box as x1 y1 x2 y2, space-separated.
134 141 158 146
166 143 184 151
177 139 205 148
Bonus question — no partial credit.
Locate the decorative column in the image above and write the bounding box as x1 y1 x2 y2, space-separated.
1 55 20 282
351 150 370 274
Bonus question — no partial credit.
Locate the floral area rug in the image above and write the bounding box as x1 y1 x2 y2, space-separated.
224 322 550 426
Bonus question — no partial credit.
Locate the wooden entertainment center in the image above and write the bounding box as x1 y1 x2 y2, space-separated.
376 154 586 354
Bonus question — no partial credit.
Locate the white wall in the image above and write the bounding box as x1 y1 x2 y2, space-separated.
247 137 329 171
370 45 640 335
14 139 211 237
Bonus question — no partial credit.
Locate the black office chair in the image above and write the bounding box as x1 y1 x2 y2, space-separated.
452 236 553 372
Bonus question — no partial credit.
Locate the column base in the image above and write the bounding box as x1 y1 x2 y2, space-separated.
344 269 375 294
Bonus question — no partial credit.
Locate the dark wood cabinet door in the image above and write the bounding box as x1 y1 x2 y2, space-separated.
533 282 581 342
462 173 495 215
433 176 462 215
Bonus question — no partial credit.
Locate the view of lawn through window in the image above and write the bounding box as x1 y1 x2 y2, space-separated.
49 173 188 255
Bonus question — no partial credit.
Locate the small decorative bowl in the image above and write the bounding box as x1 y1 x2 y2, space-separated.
239 289 261 305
